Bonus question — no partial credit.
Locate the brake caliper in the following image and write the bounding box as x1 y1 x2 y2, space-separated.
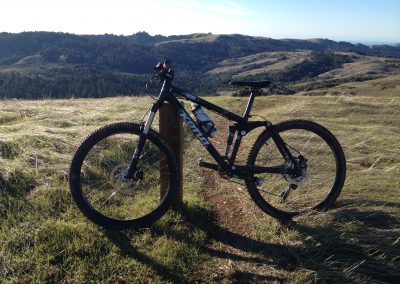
281 155 308 200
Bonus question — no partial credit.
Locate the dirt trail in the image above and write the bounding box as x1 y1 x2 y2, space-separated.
200 168 289 283
197 114 289 283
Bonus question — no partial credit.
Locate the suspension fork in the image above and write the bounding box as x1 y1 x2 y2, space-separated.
124 109 157 179
124 80 172 179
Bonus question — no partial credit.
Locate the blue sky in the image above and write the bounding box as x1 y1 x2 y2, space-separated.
1 0 399 43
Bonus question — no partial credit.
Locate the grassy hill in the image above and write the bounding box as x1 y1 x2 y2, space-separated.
1 79 399 282
209 51 400 93
1 32 400 99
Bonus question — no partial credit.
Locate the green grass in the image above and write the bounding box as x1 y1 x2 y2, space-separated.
1 84 399 282
205 88 400 282
0 97 213 283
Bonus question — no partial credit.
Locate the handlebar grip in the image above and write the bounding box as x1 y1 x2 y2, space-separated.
154 62 163 71
153 59 174 83
154 59 172 71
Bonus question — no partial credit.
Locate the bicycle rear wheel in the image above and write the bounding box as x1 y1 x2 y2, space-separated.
246 120 346 220
69 122 179 229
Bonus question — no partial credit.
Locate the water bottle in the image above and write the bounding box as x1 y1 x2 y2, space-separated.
191 103 217 137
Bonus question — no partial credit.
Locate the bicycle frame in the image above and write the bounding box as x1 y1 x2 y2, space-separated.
125 80 298 180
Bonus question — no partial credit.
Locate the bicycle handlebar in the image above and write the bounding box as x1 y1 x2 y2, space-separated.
154 59 174 83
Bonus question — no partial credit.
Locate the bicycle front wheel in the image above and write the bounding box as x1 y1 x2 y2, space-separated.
246 120 346 220
69 122 179 229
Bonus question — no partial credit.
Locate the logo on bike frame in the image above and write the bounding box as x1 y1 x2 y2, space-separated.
179 110 210 146
184 92 197 101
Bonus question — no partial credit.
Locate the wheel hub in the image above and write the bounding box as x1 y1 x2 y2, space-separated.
110 164 141 195
283 155 308 186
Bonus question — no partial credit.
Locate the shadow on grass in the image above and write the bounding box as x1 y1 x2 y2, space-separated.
104 229 187 283
290 221 400 283
289 202 400 283
103 201 400 283
332 207 400 229
102 203 293 283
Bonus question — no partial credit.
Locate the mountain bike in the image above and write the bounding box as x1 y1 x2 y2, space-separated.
69 60 346 229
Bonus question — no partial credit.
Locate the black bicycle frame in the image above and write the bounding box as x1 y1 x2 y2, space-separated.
125 80 298 180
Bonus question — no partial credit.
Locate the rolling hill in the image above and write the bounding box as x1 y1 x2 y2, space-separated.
1 31 400 98
1 31 399 283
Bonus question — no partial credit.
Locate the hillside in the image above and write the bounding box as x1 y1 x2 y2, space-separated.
1 32 400 98
210 51 400 93
1 79 399 282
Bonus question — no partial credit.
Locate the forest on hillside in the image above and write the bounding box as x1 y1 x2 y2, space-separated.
1 32 399 99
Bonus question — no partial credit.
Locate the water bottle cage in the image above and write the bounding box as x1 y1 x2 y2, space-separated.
197 120 215 137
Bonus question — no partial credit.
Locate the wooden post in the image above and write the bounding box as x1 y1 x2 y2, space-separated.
159 102 183 205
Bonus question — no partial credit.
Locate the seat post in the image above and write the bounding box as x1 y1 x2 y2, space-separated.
243 88 257 120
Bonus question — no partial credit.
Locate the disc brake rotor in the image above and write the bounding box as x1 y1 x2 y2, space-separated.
110 164 140 196
283 156 308 186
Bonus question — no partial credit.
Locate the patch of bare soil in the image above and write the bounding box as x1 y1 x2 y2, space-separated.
199 114 260 236
201 169 251 235
197 116 290 283
200 168 292 283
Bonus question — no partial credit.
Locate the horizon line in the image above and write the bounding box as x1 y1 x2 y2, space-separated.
1 30 399 46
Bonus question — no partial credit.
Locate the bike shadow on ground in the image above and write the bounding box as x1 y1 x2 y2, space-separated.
104 200 400 283
294 198 400 283
104 228 187 283
103 201 297 283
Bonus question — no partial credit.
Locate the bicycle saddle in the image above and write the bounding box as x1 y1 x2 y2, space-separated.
229 80 271 88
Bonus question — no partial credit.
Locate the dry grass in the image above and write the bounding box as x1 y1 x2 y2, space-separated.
318 56 400 80
207 51 400 91
207 51 310 76
1 84 399 282
0 96 215 283
196 91 400 282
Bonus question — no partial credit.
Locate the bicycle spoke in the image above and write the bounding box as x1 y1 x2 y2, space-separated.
73 127 175 223
98 190 120 208
84 180 110 193
248 122 341 215
258 188 282 197
82 179 108 186
300 134 314 155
